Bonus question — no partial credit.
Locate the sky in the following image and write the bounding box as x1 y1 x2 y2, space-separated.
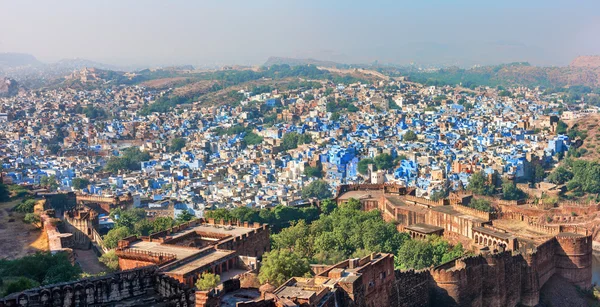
1 0 599 68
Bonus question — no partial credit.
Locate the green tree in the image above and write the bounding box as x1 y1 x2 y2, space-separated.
556 121 568 135
170 137 186 152
243 132 264 146
195 272 221 291
111 208 146 229
466 172 495 196
374 153 395 171
258 250 310 287
303 165 323 178
395 235 464 270
547 166 573 184
23 213 41 227
0 183 11 202
13 198 37 213
176 210 195 224
301 180 333 200
320 199 337 214
103 226 133 249
3 277 39 297
358 158 376 175
468 199 493 212
402 130 418 142
40 175 59 191
99 250 120 272
71 178 90 190
502 180 526 201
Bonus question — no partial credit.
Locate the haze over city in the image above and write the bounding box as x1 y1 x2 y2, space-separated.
1 0 599 67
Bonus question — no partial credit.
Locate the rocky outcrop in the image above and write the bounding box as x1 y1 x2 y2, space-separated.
569 56 600 68
0 77 18 97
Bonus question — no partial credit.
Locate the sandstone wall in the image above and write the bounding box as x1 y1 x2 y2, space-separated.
0 266 194 307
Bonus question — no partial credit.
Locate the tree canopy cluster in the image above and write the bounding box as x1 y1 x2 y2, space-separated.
280 132 313 151
357 153 396 175
204 204 321 231
501 180 526 201
466 171 495 196
105 147 151 172
103 208 191 248
0 252 81 297
301 180 333 200
552 159 600 196
262 198 464 285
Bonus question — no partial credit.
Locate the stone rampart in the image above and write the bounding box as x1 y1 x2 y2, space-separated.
0 266 194 307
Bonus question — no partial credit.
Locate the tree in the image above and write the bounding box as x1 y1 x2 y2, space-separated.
176 210 195 224
430 189 449 202
303 165 322 178
395 235 464 270
468 199 493 212
0 183 10 202
71 178 90 190
99 250 120 272
374 153 395 171
103 226 133 249
243 132 263 146
3 277 39 297
502 180 525 200
532 164 545 184
556 121 568 135
258 250 310 287
547 166 573 184
170 138 186 152
24 213 41 227
40 175 58 191
320 199 337 214
301 180 333 200
466 172 495 196
14 198 37 213
111 208 146 229
402 130 418 142
358 158 376 175
195 272 221 291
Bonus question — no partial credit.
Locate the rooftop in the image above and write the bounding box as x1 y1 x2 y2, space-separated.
405 223 445 234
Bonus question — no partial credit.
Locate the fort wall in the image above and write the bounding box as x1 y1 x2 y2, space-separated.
0 266 194 307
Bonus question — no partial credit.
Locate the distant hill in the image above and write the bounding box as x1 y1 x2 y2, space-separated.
397 60 600 89
0 77 19 97
0 53 42 69
264 56 346 68
569 56 600 68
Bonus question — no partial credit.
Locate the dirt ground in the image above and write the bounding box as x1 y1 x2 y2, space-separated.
0 199 49 260
73 248 107 275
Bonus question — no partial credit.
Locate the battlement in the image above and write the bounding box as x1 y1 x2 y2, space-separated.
0 266 194 307
115 248 177 265
452 203 494 220
404 195 444 207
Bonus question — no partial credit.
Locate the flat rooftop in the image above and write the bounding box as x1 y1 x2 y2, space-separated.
165 249 236 276
405 223 444 234
275 286 316 300
337 190 383 201
386 196 429 213
128 240 201 259
472 226 513 240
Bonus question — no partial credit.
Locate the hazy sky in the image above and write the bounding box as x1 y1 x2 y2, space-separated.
1 0 599 67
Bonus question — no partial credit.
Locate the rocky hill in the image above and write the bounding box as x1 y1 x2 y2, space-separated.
569 56 600 68
264 56 345 68
0 53 41 69
0 78 18 97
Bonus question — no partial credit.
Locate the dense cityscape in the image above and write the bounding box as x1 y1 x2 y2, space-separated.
2 1 600 307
